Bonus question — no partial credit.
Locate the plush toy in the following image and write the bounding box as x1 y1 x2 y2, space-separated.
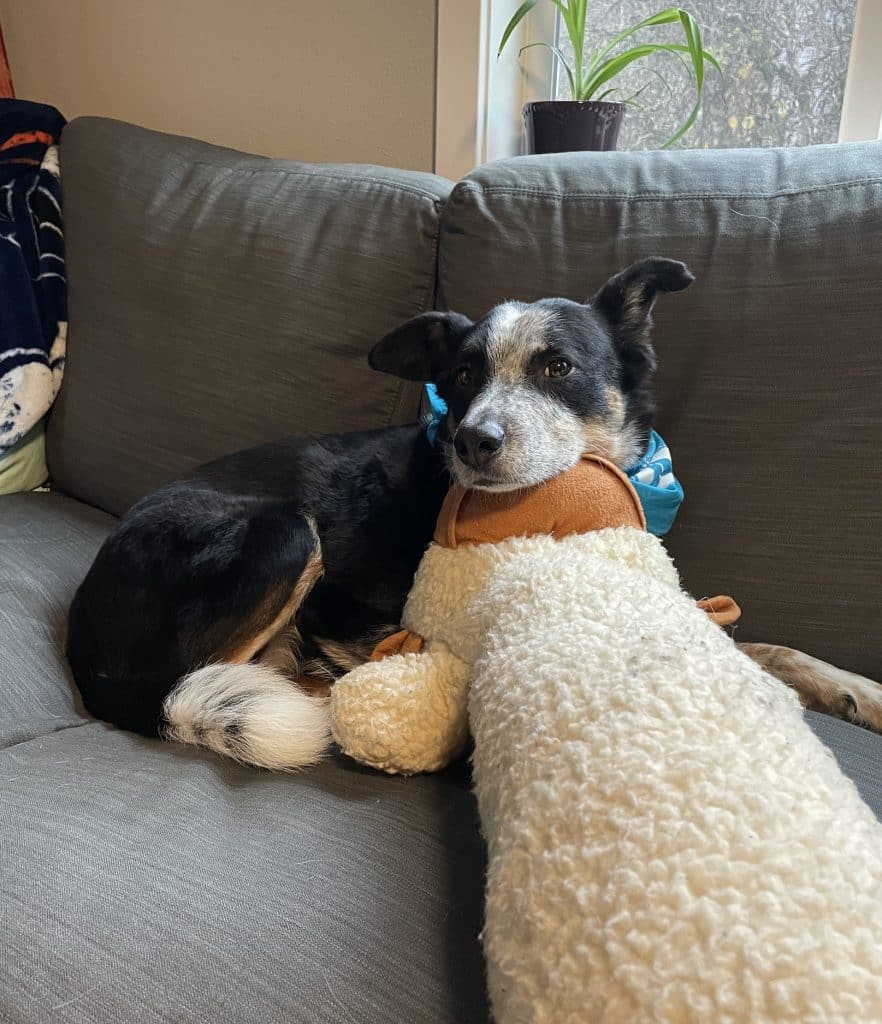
331 454 882 1023
330 453 736 775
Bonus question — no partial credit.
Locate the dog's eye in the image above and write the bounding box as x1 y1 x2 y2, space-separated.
545 358 572 378
456 367 472 387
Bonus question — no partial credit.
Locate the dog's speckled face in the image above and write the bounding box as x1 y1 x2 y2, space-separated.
431 298 639 490
370 258 693 491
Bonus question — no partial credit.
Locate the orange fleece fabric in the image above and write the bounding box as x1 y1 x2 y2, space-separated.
434 454 646 548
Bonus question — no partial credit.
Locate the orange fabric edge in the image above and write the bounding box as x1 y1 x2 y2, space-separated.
370 628 425 661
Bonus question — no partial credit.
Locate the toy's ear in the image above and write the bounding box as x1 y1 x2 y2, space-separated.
589 258 694 387
369 311 475 382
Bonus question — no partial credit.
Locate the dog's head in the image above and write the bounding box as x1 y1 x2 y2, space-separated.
370 258 693 491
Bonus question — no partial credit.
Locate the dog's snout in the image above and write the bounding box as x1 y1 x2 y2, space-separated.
454 422 505 470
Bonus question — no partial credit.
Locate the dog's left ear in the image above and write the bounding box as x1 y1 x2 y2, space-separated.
589 258 694 385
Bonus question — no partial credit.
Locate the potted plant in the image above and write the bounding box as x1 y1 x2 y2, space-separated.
498 3 720 153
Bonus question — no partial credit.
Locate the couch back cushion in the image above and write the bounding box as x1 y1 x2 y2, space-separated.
50 118 449 514
438 143 882 678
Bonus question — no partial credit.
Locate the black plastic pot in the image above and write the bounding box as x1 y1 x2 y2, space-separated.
523 100 625 154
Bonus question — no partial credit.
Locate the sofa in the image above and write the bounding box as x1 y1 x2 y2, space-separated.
2 117 881 1024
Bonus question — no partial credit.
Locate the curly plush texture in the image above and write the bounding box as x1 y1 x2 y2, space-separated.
330 454 648 776
331 537 543 775
471 528 882 1024
331 458 882 1022
331 648 470 774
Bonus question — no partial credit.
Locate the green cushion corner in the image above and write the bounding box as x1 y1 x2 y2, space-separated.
0 420 50 495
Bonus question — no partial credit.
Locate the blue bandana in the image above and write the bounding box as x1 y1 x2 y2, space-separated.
424 382 448 447
423 383 683 536
624 429 684 536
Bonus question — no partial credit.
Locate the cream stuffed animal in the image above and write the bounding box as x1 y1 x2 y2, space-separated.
330 453 882 1024
329 453 735 775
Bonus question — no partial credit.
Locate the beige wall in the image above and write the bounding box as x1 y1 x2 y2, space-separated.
0 0 437 170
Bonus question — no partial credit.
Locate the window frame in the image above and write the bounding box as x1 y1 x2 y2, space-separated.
434 0 556 180
839 0 882 141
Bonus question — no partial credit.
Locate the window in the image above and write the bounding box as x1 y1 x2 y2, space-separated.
435 0 882 178
553 0 860 149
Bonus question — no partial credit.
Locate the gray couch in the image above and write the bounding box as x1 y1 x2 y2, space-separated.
2 117 881 1024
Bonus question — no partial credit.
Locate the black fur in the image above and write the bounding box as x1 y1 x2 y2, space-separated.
68 427 448 736
372 258 692 460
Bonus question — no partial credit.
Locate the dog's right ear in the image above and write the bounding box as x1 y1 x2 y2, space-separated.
369 312 474 381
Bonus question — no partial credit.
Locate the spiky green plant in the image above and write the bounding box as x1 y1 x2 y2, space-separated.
498 3 721 147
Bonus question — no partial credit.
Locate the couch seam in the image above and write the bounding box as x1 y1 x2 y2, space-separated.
0 718 97 755
448 176 882 204
190 162 449 203
184 162 448 428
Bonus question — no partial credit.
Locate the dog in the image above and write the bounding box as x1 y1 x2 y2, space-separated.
67 257 882 770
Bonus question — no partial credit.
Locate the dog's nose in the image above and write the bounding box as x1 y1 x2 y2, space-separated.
454 423 505 470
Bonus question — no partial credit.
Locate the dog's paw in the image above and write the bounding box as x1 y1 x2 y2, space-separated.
739 643 882 734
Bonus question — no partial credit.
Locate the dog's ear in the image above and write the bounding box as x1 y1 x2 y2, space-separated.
369 311 474 381
589 258 694 386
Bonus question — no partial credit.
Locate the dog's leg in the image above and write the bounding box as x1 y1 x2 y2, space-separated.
739 643 882 732
260 624 336 699
258 620 302 678
163 513 332 770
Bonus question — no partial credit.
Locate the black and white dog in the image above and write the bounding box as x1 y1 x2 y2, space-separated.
67 258 882 769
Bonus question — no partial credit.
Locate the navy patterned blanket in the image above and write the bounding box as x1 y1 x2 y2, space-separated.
0 99 66 454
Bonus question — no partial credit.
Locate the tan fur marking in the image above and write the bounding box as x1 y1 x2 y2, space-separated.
221 528 323 665
621 282 648 329
580 416 641 468
604 386 626 424
486 305 557 383
258 621 302 677
294 674 333 699
313 637 366 673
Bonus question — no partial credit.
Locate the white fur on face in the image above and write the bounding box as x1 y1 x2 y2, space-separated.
449 304 641 491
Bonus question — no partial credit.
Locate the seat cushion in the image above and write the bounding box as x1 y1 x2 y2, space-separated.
3 489 882 1024
0 726 489 1024
0 492 489 1023
438 143 882 679
49 118 452 516
0 491 114 748
805 711 882 820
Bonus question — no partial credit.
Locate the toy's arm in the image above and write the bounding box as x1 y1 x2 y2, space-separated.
330 645 470 775
696 594 741 626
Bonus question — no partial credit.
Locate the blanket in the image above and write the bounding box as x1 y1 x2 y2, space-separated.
0 99 66 455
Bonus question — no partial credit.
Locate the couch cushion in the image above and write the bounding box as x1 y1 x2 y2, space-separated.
438 143 882 679
0 725 488 1024
49 118 451 515
1 493 880 1024
0 491 489 1023
806 711 882 820
0 491 114 747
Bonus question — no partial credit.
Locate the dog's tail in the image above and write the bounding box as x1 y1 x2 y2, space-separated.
163 662 331 771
